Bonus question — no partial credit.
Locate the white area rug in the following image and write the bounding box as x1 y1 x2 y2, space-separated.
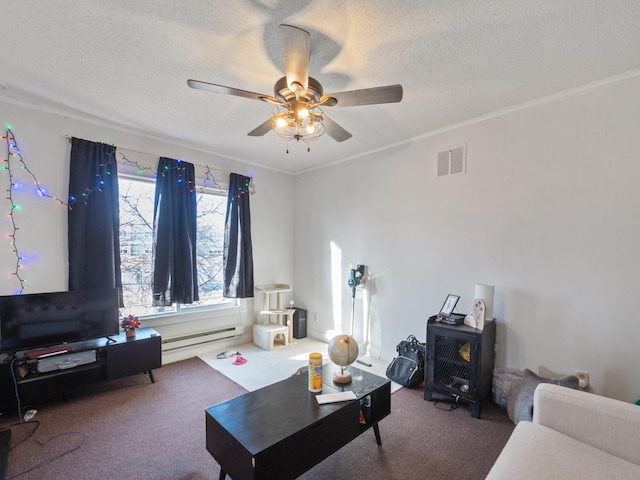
199 337 401 393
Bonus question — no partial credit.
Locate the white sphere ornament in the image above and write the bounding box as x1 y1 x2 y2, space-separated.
328 334 359 383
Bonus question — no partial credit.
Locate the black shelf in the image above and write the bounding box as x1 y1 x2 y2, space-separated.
320 363 391 438
424 318 496 418
16 362 104 384
0 327 161 416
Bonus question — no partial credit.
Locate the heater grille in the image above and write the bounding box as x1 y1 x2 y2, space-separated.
161 325 242 352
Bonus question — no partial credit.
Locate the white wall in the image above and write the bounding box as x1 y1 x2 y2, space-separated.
4 72 639 402
293 73 640 402
0 101 295 359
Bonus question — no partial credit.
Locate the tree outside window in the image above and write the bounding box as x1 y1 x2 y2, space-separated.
118 177 231 316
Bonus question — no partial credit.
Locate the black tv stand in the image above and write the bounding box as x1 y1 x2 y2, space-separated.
0 328 161 416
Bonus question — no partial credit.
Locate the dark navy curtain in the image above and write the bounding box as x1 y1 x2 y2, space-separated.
152 157 199 305
223 173 254 298
68 138 122 298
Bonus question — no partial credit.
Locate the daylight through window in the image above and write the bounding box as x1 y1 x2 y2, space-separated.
118 176 231 317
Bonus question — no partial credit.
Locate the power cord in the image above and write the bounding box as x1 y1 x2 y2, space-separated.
9 358 22 422
5 357 86 479
4 420 85 479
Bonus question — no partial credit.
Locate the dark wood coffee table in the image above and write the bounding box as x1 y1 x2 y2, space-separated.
205 363 391 480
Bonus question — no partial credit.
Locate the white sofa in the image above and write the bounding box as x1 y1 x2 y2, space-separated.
487 383 640 479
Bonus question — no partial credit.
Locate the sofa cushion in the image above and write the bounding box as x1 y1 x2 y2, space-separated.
507 369 578 424
534 383 640 466
486 421 640 479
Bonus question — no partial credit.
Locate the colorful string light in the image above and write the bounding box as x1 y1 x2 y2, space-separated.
68 149 117 208
2 128 69 292
3 135 26 293
117 150 248 195
1 129 255 292
3 129 68 208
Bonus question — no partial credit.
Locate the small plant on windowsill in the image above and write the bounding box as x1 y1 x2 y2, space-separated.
121 314 141 337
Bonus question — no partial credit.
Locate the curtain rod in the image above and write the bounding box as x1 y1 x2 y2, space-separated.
64 135 232 175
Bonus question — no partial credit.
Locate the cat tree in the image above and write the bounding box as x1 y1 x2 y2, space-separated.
253 284 295 350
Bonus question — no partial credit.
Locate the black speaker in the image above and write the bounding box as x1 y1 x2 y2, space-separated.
292 307 307 339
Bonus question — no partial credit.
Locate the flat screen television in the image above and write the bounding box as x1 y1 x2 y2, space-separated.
0 288 120 354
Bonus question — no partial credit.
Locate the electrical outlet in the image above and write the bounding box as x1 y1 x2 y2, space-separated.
575 370 589 388
314 313 319 323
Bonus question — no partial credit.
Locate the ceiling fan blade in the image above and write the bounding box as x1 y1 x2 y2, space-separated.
187 79 279 103
279 24 310 94
323 115 352 142
247 117 274 137
319 84 403 108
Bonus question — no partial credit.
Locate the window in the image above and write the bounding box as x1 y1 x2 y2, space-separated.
118 176 231 317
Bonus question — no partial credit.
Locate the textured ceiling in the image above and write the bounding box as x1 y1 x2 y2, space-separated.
1 1 640 174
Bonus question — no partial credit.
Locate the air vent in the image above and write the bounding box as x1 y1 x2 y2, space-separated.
437 145 466 177
437 151 450 176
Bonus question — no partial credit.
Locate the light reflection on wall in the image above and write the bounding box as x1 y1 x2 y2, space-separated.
329 241 343 338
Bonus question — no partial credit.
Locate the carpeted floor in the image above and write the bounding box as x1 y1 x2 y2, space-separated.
0 357 246 480
0 357 514 479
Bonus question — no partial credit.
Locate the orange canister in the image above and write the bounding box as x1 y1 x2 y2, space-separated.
308 352 323 392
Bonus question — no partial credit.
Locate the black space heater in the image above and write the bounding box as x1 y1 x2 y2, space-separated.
292 307 307 339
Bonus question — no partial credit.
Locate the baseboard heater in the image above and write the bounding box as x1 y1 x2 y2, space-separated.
161 325 243 352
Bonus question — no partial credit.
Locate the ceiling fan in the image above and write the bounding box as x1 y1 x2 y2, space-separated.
187 24 403 150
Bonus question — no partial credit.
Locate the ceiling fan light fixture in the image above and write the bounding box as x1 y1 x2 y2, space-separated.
275 115 289 129
271 103 325 147
187 24 402 151
307 115 316 132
